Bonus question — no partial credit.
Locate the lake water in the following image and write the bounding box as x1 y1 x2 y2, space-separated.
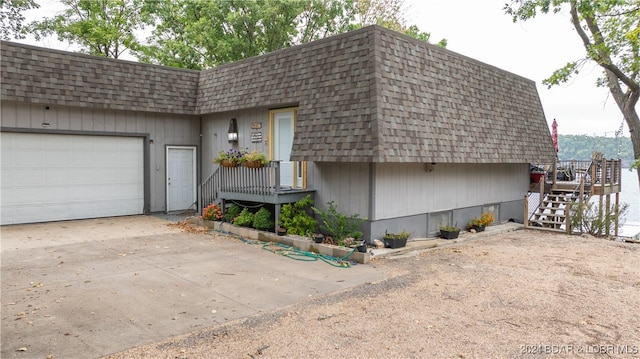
620 168 640 223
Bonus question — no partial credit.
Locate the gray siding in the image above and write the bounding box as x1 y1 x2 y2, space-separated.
1 102 200 212
373 163 529 220
308 162 370 220
201 109 271 180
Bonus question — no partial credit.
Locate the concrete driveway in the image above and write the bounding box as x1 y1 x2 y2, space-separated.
1 215 387 359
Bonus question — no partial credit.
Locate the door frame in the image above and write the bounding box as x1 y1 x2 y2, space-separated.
268 108 306 188
166 145 197 212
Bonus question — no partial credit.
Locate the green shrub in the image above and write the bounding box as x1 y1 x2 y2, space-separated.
224 204 241 222
312 201 366 246
234 208 254 227
253 207 274 231
569 201 628 237
279 194 317 235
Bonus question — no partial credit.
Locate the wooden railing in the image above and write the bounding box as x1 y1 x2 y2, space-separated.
200 161 283 209
219 161 281 195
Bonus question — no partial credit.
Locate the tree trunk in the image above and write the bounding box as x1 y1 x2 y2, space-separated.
624 107 640 188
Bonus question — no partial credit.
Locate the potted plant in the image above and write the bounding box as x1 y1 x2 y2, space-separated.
312 201 366 247
242 149 269 168
439 224 460 239
382 230 410 248
467 212 495 232
214 148 246 167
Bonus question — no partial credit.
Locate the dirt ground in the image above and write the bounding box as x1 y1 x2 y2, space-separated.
104 228 640 359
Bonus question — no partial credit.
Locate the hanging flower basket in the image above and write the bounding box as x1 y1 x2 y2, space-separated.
243 160 264 168
221 159 239 167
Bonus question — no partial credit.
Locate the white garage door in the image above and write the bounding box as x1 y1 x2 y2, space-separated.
1 132 144 225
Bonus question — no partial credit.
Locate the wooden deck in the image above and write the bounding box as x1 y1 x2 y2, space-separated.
526 158 622 235
200 161 315 226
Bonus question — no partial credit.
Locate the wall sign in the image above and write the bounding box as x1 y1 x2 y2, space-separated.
251 132 263 143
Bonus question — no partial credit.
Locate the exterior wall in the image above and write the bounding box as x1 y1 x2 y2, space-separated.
1 101 200 212
201 108 271 180
365 162 529 239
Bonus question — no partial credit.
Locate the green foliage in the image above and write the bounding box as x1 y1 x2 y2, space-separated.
439 224 459 232
569 201 629 237
252 207 274 231
233 208 254 227
278 194 317 236
557 134 634 166
224 204 242 223
312 201 366 245
0 0 39 40
383 230 410 240
28 0 145 58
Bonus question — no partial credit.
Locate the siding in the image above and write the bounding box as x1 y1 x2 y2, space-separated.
1 102 200 212
373 163 529 220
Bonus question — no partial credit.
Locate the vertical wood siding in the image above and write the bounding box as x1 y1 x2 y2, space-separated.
374 163 529 220
1 101 200 212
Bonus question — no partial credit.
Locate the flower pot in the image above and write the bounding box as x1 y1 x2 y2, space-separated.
470 225 485 232
383 237 407 249
440 230 459 240
356 243 367 253
313 233 325 243
221 159 239 167
276 227 287 236
243 160 264 168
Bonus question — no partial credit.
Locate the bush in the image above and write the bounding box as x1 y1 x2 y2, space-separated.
224 204 242 222
234 208 254 227
201 203 223 221
253 207 274 231
312 201 366 246
279 194 317 235
569 201 628 237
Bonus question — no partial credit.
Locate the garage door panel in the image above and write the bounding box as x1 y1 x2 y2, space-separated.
1 133 144 225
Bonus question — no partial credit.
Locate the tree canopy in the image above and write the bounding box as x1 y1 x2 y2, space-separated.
505 0 640 188
0 0 39 40
18 0 444 69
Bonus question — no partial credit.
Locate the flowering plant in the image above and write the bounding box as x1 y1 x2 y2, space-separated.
214 148 246 166
241 150 269 166
201 204 223 221
467 212 494 229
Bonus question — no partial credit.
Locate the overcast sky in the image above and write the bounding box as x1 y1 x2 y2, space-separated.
406 0 630 137
20 0 632 137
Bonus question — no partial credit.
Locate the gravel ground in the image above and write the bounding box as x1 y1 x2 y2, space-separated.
103 229 640 359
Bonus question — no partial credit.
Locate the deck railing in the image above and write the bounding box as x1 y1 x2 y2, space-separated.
533 158 622 190
200 161 283 209
219 161 281 195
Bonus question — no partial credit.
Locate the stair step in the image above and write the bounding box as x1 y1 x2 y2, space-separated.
530 219 566 224
533 214 566 219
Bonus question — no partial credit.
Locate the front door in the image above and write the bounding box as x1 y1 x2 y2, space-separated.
166 146 196 212
272 110 296 188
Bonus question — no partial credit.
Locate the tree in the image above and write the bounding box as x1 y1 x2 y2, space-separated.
28 0 145 58
0 0 39 40
136 0 444 70
505 0 640 189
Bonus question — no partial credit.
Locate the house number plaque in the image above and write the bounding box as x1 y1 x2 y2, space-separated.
251 132 263 143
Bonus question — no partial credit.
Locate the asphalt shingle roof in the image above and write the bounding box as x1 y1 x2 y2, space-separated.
1 26 555 163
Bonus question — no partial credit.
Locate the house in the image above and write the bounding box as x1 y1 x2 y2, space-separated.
0 25 556 239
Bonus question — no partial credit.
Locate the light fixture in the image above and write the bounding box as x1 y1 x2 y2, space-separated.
228 118 238 143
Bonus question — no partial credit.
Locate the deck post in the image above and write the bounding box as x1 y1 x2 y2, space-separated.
524 194 529 228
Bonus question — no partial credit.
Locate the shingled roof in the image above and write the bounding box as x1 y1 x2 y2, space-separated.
1 41 199 114
1 26 555 163
197 26 555 163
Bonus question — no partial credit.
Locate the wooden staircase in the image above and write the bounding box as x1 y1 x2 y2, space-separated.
528 185 591 233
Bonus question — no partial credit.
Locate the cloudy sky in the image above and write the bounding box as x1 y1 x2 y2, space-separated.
20 0 631 137
406 0 629 137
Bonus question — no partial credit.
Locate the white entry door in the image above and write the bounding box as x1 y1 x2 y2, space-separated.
273 111 295 187
166 146 196 212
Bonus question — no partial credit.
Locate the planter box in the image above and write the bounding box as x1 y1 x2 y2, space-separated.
470 225 485 232
440 230 460 240
383 237 407 249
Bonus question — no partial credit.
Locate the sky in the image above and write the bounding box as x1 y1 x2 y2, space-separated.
17 0 633 138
